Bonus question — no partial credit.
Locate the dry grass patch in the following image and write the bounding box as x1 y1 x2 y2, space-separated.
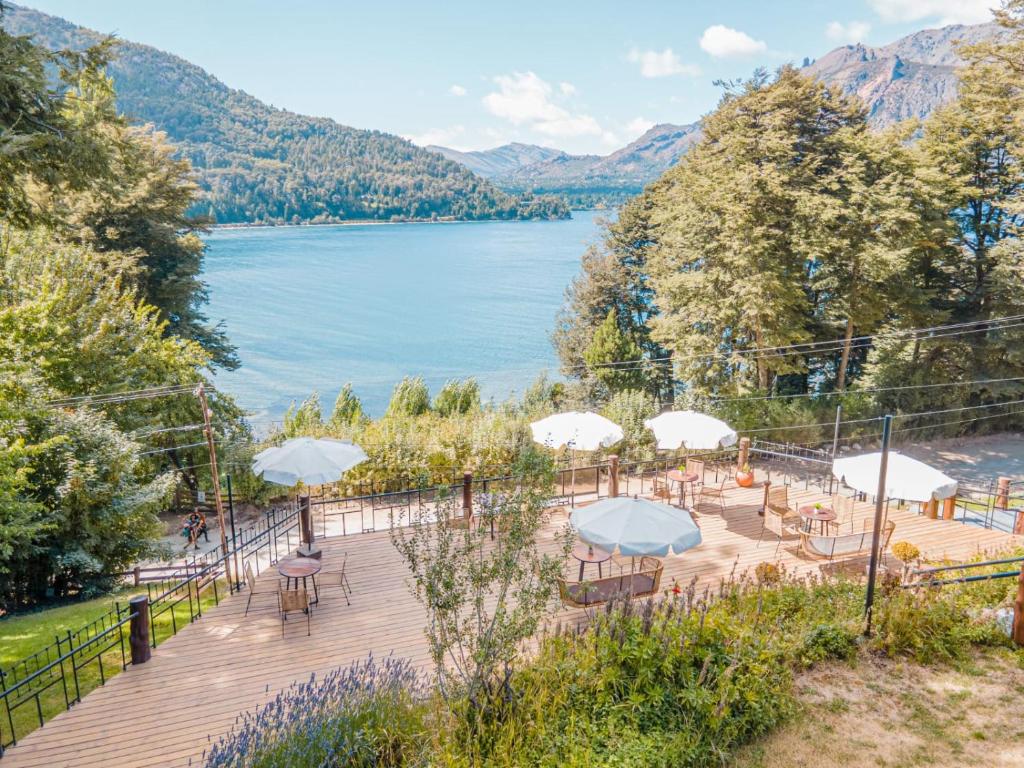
732 649 1024 768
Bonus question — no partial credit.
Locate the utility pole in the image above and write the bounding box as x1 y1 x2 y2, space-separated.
864 414 892 637
196 384 232 585
830 405 842 494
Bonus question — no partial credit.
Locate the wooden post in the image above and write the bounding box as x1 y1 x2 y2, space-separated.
996 477 1010 509
942 497 955 520
196 384 232 585
737 437 750 473
608 454 619 498
924 499 938 519
129 595 151 665
462 471 472 519
1015 564 1024 647
133 565 141 587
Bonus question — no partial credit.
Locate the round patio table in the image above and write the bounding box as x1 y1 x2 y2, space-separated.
571 542 612 582
798 505 836 535
278 556 321 605
666 469 700 506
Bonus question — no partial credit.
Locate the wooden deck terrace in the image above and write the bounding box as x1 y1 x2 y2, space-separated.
2 483 1018 768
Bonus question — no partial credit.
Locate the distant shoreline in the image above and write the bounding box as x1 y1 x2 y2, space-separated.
207 210 598 231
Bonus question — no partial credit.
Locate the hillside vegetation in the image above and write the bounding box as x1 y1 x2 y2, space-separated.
2 4 568 225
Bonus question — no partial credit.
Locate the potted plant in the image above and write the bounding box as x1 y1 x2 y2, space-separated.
735 462 754 487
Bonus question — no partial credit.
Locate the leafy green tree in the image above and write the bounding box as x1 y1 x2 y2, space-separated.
433 379 481 417
601 389 658 459
649 68 869 394
385 377 431 418
0 14 114 230
329 384 365 428
863 5 1024 418
283 393 324 437
583 309 646 394
553 196 670 400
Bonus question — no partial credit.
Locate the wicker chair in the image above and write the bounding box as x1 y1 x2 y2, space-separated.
800 519 895 561
278 587 311 637
757 506 799 555
829 494 857 534
320 552 352 606
243 561 273 617
764 484 798 521
698 476 727 514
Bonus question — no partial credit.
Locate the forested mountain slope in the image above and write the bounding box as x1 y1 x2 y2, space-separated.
2 4 567 224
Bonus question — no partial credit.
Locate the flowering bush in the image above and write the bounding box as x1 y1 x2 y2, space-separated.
205 655 427 768
891 541 921 563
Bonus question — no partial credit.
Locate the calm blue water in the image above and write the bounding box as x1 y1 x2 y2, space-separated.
203 212 602 424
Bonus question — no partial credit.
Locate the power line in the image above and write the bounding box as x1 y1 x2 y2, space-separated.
132 423 206 438
565 314 1024 374
891 397 1024 421
47 384 202 408
708 376 1024 403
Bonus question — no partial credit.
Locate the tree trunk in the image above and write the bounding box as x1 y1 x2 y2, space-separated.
836 262 859 392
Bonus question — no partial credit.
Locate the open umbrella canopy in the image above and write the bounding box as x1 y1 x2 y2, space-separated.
530 411 623 451
252 437 368 487
570 497 702 557
643 410 738 451
832 452 958 502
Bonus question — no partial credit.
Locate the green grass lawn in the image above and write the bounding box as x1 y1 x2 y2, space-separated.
1 580 226 748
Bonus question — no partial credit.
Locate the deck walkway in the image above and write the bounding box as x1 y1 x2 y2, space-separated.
3 484 1018 767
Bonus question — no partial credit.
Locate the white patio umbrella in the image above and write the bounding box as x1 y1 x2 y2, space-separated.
644 410 738 451
252 437 368 487
832 451 958 503
570 496 702 557
530 411 623 506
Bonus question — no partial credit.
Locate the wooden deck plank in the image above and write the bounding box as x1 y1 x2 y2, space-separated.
2 484 1018 767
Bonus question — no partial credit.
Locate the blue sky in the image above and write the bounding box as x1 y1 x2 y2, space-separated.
23 0 998 154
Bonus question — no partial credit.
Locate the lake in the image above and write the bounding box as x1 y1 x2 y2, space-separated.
203 211 603 425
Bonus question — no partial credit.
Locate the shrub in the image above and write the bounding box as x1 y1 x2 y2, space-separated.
386 376 431 418
755 561 781 585
891 541 921 563
800 624 858 666
433 378 481 417
205 655 427 768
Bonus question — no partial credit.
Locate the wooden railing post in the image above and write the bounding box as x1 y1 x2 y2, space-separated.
462 471 472 519
996 477 1010 509
608 455 619 497
924 499 938 519
941 497 955 520
737 437 750 473
1015 565 1024 647
133 565 141 586
129 596 151 665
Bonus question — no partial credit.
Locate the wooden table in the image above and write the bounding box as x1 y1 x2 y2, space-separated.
571 542 612 581
278 556 321 605
798 505 836 535
667 469 700 506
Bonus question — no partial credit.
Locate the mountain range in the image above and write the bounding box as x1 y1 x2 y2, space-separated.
435 22 1005 204
2 4 568 224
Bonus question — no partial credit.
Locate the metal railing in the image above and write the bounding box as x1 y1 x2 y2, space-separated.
0 606 136 755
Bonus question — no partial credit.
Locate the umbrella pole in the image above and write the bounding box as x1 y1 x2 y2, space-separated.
571 448 576 509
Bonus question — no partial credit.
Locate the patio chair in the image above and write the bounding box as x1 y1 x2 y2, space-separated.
320 552 352 606
243 561 273 617
764 484 798 520
829 494 857 534
698 476 727 514
278 586 311 637
757 506 798 555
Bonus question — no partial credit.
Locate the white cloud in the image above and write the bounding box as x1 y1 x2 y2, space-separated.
627 47 701 78
826 20 871 43
699 25 768 58
406 125 466 148
626 116 655 137
449 84 467 97
483 71 602 138
559 81 577 95
867 0 995 25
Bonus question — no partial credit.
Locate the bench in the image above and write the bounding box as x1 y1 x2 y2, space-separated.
557 556 663 608
800 519 895 561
